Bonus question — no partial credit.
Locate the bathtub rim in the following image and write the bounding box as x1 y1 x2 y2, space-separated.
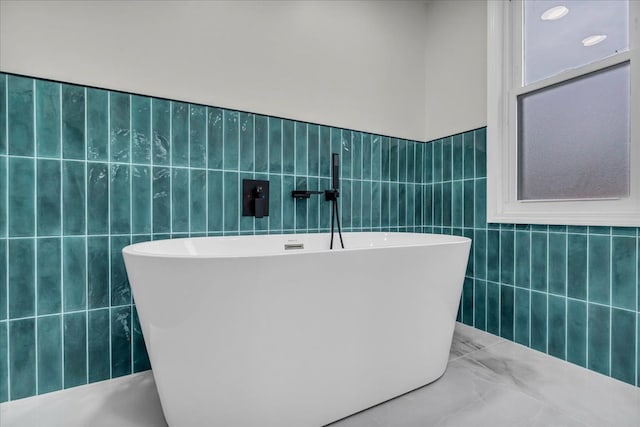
122 232 471 260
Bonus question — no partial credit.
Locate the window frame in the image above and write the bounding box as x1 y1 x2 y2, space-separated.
487 0 640 226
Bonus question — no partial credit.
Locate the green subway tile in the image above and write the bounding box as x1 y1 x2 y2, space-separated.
111 236 131 306
389 182 398 227
341 131 352 180
9 318 36 399
238 113 254 172
381 136 390 181
452 134 463 180
487 230 500 283
398 139 407 182
282 120 295 175
397 183 405 228
190 169 207 233
224 110 241 170
88 309 110 383
189 105 206 168
500 230 515 285
340 179 352 229
8 75 34 156
132 166 151 234
307 177 320 229
548 233 566 295
611 237 636 311
63 237 86 312
37 237 61 315
587 304 610 376
37 159 61 236
474 179 486 227
131 95 151 164
362 134 371 180
353 180 363 228
152 167 171 233
415 143 423 183
110 164 130 234
268 117 282 174
500 285 514 340
36 80 61 157
9 239 35 319
487 282 500 335
414 184 423 227
475 128 486 177
463 180 474 228
63 312 87 388
432 183 442 226
567 299 587 367
515 231 530 288
62 161 85 235
295 177 308 231
530 232 548 292
0 158 5 237
451 181 462 227
548 295 566 359
548 225 566 233
0 74 5 154
87 162 109 235
474 230 487 280
424 142 433 184
254 115 269 173
152 99 170 166
320 127 333 178
110 92 130 162
423 185 432 226
516 224 531 231
269 174 282 231
567 233 587 300
9 157 35 237
462 278 473 326
514 288 530 346
442 182 451 226
463 132 474 178
568 225 587 234
206 107 223 169
531 292 547 352
132 307 151 373
588 226 610 235
295 122 307 176
88 237 109 309
0 322 7 402
87 88 109 161
111 306 132 378
207 171 223 232
474 280 487 330
354 133 364 180
611 308 635 385
62 84 85 160
442 137 452 181
371 180 381 228
0 242 5 320
223 172 239 232
171 101 188 167
171 168 189 232
37 315 62 394
361 181 371 228
588 235 610 304
611 226 636 236
282 175 295 230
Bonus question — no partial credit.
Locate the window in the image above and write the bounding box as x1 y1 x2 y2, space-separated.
487 0 640 226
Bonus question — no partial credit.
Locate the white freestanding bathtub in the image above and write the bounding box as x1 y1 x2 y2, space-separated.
123 232 471 427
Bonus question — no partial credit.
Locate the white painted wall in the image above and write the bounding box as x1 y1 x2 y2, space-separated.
423 0 487 142
0 0 430 141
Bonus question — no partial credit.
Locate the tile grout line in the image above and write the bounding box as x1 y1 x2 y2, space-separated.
85 86 90 386
107 91 112 381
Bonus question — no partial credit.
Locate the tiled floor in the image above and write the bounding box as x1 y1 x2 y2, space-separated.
1 323 638 427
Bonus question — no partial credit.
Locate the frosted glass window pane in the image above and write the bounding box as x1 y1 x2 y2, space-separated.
524 0 628 84
517 62 630 201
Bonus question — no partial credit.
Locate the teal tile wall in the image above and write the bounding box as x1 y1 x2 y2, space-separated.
424 128 640 388
0 73 427 402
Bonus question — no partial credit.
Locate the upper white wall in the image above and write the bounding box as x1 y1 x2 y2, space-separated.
0 0 429 141
423 0 487 141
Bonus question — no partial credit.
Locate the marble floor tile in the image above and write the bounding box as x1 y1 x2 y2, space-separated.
448 322 504 361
